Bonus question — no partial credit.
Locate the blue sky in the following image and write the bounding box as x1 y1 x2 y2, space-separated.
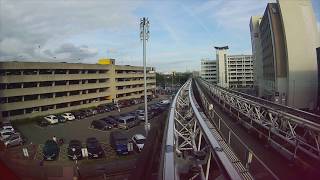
0 0 319 72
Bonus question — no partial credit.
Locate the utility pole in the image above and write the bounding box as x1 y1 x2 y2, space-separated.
140 17 150 136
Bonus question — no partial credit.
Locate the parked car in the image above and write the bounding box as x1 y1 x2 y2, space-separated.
110 131 129 155
67 140 83 160
105 103 116 111
86 137 104 159
83 109 97 117
100 117 119 128
155 102 169 110
44 115 59 124
0 125 14 132
56 115 67 123
4 133 23 148
90 120 112 131
131 134 146 152
37 119 50 127
61 113 75 121
0 130 16 141
1 121 14 131
149 105 162 116
96 105 106 113
118 100 131 108
159 99 171 105
136 110 154 121
117 115 139 129
43 140 59 160
73 111 86 119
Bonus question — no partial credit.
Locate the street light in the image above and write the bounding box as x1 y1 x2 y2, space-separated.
140 17 150 136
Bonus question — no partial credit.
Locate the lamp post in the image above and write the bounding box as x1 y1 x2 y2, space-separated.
140 17 150 136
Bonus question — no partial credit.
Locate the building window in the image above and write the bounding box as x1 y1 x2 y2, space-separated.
10 109 24 116
70 101 81 106
24 95 38 101
39 81 52 87
6 70 21 75
55 69 67 74
24 82 37 88
88 79 97 84
8 96 23 103
2 111 9 117
56 103 68 109
7 83 21 89
69 69 80 74
0 97 7 103
99 79 107 83
99 70 107 74
88 89 97 94
0 70 5 76
0 83 6 89
41 105 54 111
56 92 68 97
69 80 80 85
40 93 53 99
39 69 53 74
23 69 38 75
88 70 97 74
55 81 67 86
70 91 80 96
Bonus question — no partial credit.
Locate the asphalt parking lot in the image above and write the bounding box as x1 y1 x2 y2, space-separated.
13 98 168 165
16 98 167 144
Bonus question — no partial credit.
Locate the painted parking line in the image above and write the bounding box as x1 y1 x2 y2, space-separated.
59 145 68 161
33 124 46 130
87 127 112 133
100 143 117 160
34 144 44 160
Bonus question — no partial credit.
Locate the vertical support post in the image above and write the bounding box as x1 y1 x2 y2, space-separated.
140 17 150 136
205 152 212 180
246 151 253 170
198 131 202 151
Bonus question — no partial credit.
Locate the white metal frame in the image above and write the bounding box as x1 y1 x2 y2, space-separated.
198 78 320 162
163 79 250 180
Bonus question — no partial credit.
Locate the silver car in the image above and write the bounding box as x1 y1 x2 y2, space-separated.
0 129 15 141
4 133 23 148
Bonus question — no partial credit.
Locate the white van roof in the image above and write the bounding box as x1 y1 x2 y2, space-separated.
119 115 135 121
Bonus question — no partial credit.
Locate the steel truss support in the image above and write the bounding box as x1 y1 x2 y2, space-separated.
197 78 320 164
163 79 252 180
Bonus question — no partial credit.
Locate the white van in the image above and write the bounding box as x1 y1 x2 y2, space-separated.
117 115 139 129
160 99 171 105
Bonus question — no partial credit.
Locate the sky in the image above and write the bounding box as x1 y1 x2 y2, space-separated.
0 0 319 73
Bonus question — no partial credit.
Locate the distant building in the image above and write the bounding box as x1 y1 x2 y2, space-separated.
0 61 156 121
201 47 253 89
192 71 200 77
250 0 319 110
215 46 229 88
200 59 217 84
227 55 254 89
214 46 253 89
317 47 320 111
250 16 263 96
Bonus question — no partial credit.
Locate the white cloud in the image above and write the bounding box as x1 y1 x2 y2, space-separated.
43 43 98 60
193 0 274 31
0 0 142 61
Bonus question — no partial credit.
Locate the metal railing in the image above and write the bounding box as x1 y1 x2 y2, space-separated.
197 78 320 164
194 80 279 180
162 79 252 180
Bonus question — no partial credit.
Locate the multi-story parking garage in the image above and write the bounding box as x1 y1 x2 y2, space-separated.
0 61 156 121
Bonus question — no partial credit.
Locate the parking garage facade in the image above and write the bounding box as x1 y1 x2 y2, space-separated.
0 61 156 121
